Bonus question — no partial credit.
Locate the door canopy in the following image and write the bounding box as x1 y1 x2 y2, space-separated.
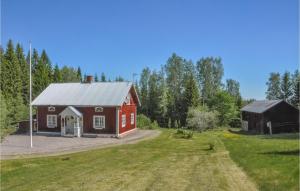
59 106 82 118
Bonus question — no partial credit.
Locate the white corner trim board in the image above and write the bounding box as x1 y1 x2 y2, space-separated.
118 128 137 138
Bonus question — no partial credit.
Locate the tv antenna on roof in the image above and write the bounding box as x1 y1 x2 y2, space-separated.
132 73 138 83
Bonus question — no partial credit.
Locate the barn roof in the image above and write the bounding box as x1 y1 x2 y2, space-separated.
241 100 283 113
32 82 140 106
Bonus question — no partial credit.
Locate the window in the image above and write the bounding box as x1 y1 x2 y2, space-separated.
47 115 57 128
95 107 103 112
122 114 126 128
131 113 134 125
48 106 55 112
93 115 105 129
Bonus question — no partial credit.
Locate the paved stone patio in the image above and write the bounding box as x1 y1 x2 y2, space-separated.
1 129 160 159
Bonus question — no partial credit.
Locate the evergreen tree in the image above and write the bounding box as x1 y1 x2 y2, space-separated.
0 92 10 129
115 76 124 81
280 71 293 102
94 73 99 82
53 64 62 82
266 72 281 100
33 55 51 97
77 67 82 82
40 50 53 83
291 70 300 107
1 40 26 122
31 49 39 72
15 43 29 105
139 67 151 115
157 67 168 127
101 72 106 82
181 74 200 126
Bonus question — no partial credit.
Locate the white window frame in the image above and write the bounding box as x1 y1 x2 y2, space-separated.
93 115 105 129
47 115 57 128
122 114 126 128
130 113 134 125
95 107 103 112
48 106 55 112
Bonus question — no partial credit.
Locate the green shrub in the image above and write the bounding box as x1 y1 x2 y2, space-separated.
208 143 215 150
186 107 218 132
137 114 159 129
150 120 159 129
175 128 193 139
137 114 152 129
229 118 241 128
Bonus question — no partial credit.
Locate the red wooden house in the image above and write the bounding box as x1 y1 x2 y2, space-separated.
32 77 140 138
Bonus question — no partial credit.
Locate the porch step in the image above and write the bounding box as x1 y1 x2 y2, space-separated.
82 133 116 138
63 134 75 138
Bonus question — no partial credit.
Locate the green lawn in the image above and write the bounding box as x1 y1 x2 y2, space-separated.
1 129 257 191
220 129 299 191
1 129 298 191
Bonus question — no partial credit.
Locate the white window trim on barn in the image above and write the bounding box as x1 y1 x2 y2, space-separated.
47 115 57 128
130 113 134 125
93 115 105 129
122 114 126 128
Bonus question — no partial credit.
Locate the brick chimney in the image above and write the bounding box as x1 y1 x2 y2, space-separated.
85 75 93 83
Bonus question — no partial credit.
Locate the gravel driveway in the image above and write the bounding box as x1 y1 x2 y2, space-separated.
1 129 160 159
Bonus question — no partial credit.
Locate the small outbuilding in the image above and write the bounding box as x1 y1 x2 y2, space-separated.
241 100 299 134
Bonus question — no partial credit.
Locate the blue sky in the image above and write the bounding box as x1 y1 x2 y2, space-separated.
2 0 299 99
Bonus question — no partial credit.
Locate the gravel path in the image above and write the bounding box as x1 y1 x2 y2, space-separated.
1 129 160 159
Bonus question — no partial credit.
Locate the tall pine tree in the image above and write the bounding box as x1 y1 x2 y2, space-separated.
77 67 82 82
280 71 292 102
15 43 29 106
94 73 99 82
53 64 62 82
1 40 26 122
291 70 300 107
101 72 106 82
33 52 51 97
181 74 200 126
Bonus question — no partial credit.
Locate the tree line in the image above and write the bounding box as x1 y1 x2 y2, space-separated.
135 53 242 128
0 40 122 129
265 70 299 107
3 40 296 131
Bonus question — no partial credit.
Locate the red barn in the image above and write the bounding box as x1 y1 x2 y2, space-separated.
32 77 140 138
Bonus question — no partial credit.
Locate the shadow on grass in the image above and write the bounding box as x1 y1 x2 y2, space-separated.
228 129 257 136
260 133 299 140
260 149 300 156
228 129 300 140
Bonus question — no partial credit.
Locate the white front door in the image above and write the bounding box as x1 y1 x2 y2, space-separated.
65 116 75 135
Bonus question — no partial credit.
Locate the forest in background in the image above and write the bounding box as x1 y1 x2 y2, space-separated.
0 40 299 131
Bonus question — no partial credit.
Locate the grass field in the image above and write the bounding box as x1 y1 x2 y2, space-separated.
220 129 299 191
1 129 256 191
1 129 299 191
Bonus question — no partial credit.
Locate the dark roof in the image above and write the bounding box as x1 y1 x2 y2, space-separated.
241 100 283 113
